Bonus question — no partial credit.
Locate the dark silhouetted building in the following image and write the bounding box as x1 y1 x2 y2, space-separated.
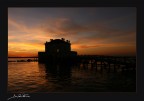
38 38 77 63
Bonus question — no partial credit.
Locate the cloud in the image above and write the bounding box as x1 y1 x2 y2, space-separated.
40 18 95 36
40 17 136 41
8 17 54 43
9 16 135 45
8 16 136 56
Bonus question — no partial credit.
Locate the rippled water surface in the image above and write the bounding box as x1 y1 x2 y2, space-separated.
8 58 136 92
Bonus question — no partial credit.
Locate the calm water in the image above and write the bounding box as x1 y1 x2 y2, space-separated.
8 58 136 93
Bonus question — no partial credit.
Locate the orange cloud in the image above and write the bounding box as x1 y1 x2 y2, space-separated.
8 17 136 57
8 17 55 57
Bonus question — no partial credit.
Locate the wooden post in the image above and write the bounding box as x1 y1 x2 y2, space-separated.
95 60 97 70
91 60 93 70
101 57 103 71
108 62 110 72
114 57 116 72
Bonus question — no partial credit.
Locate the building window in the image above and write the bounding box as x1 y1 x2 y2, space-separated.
57 49 59 53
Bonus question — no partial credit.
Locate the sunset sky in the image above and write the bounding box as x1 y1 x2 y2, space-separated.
8 7 136 57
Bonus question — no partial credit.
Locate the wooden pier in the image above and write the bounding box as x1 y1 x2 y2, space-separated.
8 55 136 71
76 55 136 72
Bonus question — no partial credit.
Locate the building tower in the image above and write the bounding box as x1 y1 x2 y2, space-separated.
38 38 77 63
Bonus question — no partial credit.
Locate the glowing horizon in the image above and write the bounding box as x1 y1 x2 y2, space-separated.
8 7 136 57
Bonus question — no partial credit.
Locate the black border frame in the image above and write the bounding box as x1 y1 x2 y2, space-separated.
0 0 144 101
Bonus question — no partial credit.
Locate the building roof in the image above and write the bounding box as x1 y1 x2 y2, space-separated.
45 38 70 44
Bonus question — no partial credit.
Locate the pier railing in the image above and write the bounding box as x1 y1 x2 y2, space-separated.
77 55 136 71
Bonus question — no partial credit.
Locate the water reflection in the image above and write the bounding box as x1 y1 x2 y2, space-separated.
38 63 73 91
45 63 72 85
8 61 136 92
37 63 136 92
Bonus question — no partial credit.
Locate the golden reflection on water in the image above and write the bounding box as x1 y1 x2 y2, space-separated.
8 62 48 92
8 61 136 92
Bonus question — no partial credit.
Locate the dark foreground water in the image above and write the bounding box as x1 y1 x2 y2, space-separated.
8 58 136 93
